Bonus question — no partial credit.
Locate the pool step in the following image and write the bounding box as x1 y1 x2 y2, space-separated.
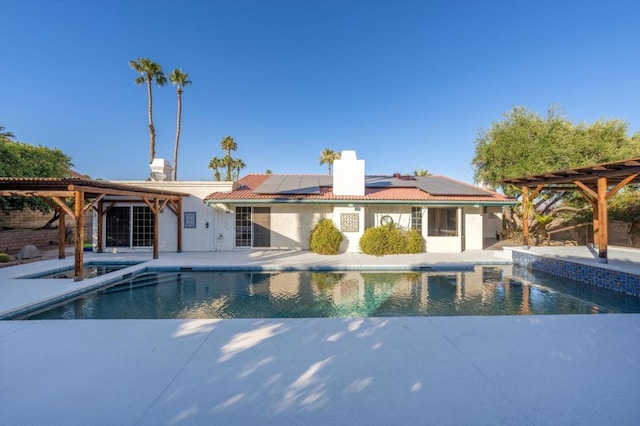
101 272 189 294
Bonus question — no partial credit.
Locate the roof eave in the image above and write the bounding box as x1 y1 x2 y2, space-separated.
205 198 516 206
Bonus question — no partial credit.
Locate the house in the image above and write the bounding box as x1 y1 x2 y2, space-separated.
205 151 515 253
88 151 513 254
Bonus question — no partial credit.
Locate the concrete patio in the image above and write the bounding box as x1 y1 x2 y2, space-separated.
1 248 640 425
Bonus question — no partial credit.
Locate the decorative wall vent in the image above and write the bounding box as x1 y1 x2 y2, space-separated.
340 213 359 232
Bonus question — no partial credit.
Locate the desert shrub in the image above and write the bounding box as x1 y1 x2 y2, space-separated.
0 253 10 262
360 224 425 256
360 225 394 256
405 228 424 253
309 219 343 255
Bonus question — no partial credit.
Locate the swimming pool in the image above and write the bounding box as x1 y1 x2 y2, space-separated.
22 266 640 319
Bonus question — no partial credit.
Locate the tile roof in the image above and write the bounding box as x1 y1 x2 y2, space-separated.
205 174 514 204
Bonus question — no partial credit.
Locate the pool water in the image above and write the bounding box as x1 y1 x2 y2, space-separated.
23 262 141 279
23 266 640 319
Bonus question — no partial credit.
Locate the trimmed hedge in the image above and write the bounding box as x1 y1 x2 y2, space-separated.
359 224 424 256
0 253 10 262
309 219 343 255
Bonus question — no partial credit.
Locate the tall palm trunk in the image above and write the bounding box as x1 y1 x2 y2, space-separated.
173 86 183 180
147 77 156 163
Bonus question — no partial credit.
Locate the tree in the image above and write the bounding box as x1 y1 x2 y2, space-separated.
220 136 238 181
0 126 15 141
472 106 640 240
265 169 273 174
472 106 640 194
413 168 431 176
129 58 167 164
0 136 73 214
232 158 246 181
208 156 223 181
319 148 341 175
168 68 192 181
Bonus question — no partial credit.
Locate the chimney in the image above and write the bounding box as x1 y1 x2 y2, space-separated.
150 158 173 181
333 150 365 196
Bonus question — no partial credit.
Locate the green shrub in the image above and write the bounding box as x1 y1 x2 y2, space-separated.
309 219 343 255
405 229 424 253
360 225 392 256
360 224 425 256
0 253 10 262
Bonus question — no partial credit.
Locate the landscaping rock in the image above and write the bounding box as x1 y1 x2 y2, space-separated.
15 244 40 260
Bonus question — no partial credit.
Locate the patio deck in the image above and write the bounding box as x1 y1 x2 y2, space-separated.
1 248 639 425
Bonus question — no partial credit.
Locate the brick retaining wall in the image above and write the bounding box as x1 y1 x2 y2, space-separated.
0 229 66 254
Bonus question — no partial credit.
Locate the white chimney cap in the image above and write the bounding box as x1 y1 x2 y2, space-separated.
150 158 173 181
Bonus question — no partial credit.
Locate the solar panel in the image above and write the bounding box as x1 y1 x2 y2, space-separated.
415 176 490 196
254 175 322 194
255 174 490 196
364 176 490 195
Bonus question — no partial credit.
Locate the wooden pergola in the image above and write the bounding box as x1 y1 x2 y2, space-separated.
0 177 187 280
502 157 640 263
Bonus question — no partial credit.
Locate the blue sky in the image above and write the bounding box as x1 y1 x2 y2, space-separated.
1 0 639 183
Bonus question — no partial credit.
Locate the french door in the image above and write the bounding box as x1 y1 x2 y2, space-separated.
235 206 270 248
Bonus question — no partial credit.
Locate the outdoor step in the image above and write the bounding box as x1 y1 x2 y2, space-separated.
101 272 187 294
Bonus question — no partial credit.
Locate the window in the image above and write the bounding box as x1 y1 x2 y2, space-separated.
235 207 252 247
411 207 422 233
428 207 458 236
105 206 155 248
105 206 130 247
132 206 154 247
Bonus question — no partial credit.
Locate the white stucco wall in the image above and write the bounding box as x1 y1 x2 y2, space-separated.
270 205 332 249
483 206 504 239
332 205 365 252
365 205 414 229
211 204 333 250
96 181 233 253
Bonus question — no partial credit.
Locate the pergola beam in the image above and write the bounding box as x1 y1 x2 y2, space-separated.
501 157 640 262
0 178 187 280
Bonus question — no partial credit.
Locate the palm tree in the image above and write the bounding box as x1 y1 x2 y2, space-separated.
232 158 246 181
220 136 237 181
129 58 167 164
168 69 192 180
413 168 431 176
208 156 223 181
319 148 341 175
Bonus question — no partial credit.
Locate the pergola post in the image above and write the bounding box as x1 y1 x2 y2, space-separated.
58 208 66 259
177 197 183 253
97 201 103 253
153 198 159 259
596 176 608 263
74 190 85 281
592 203 600 248
521 186 530 248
